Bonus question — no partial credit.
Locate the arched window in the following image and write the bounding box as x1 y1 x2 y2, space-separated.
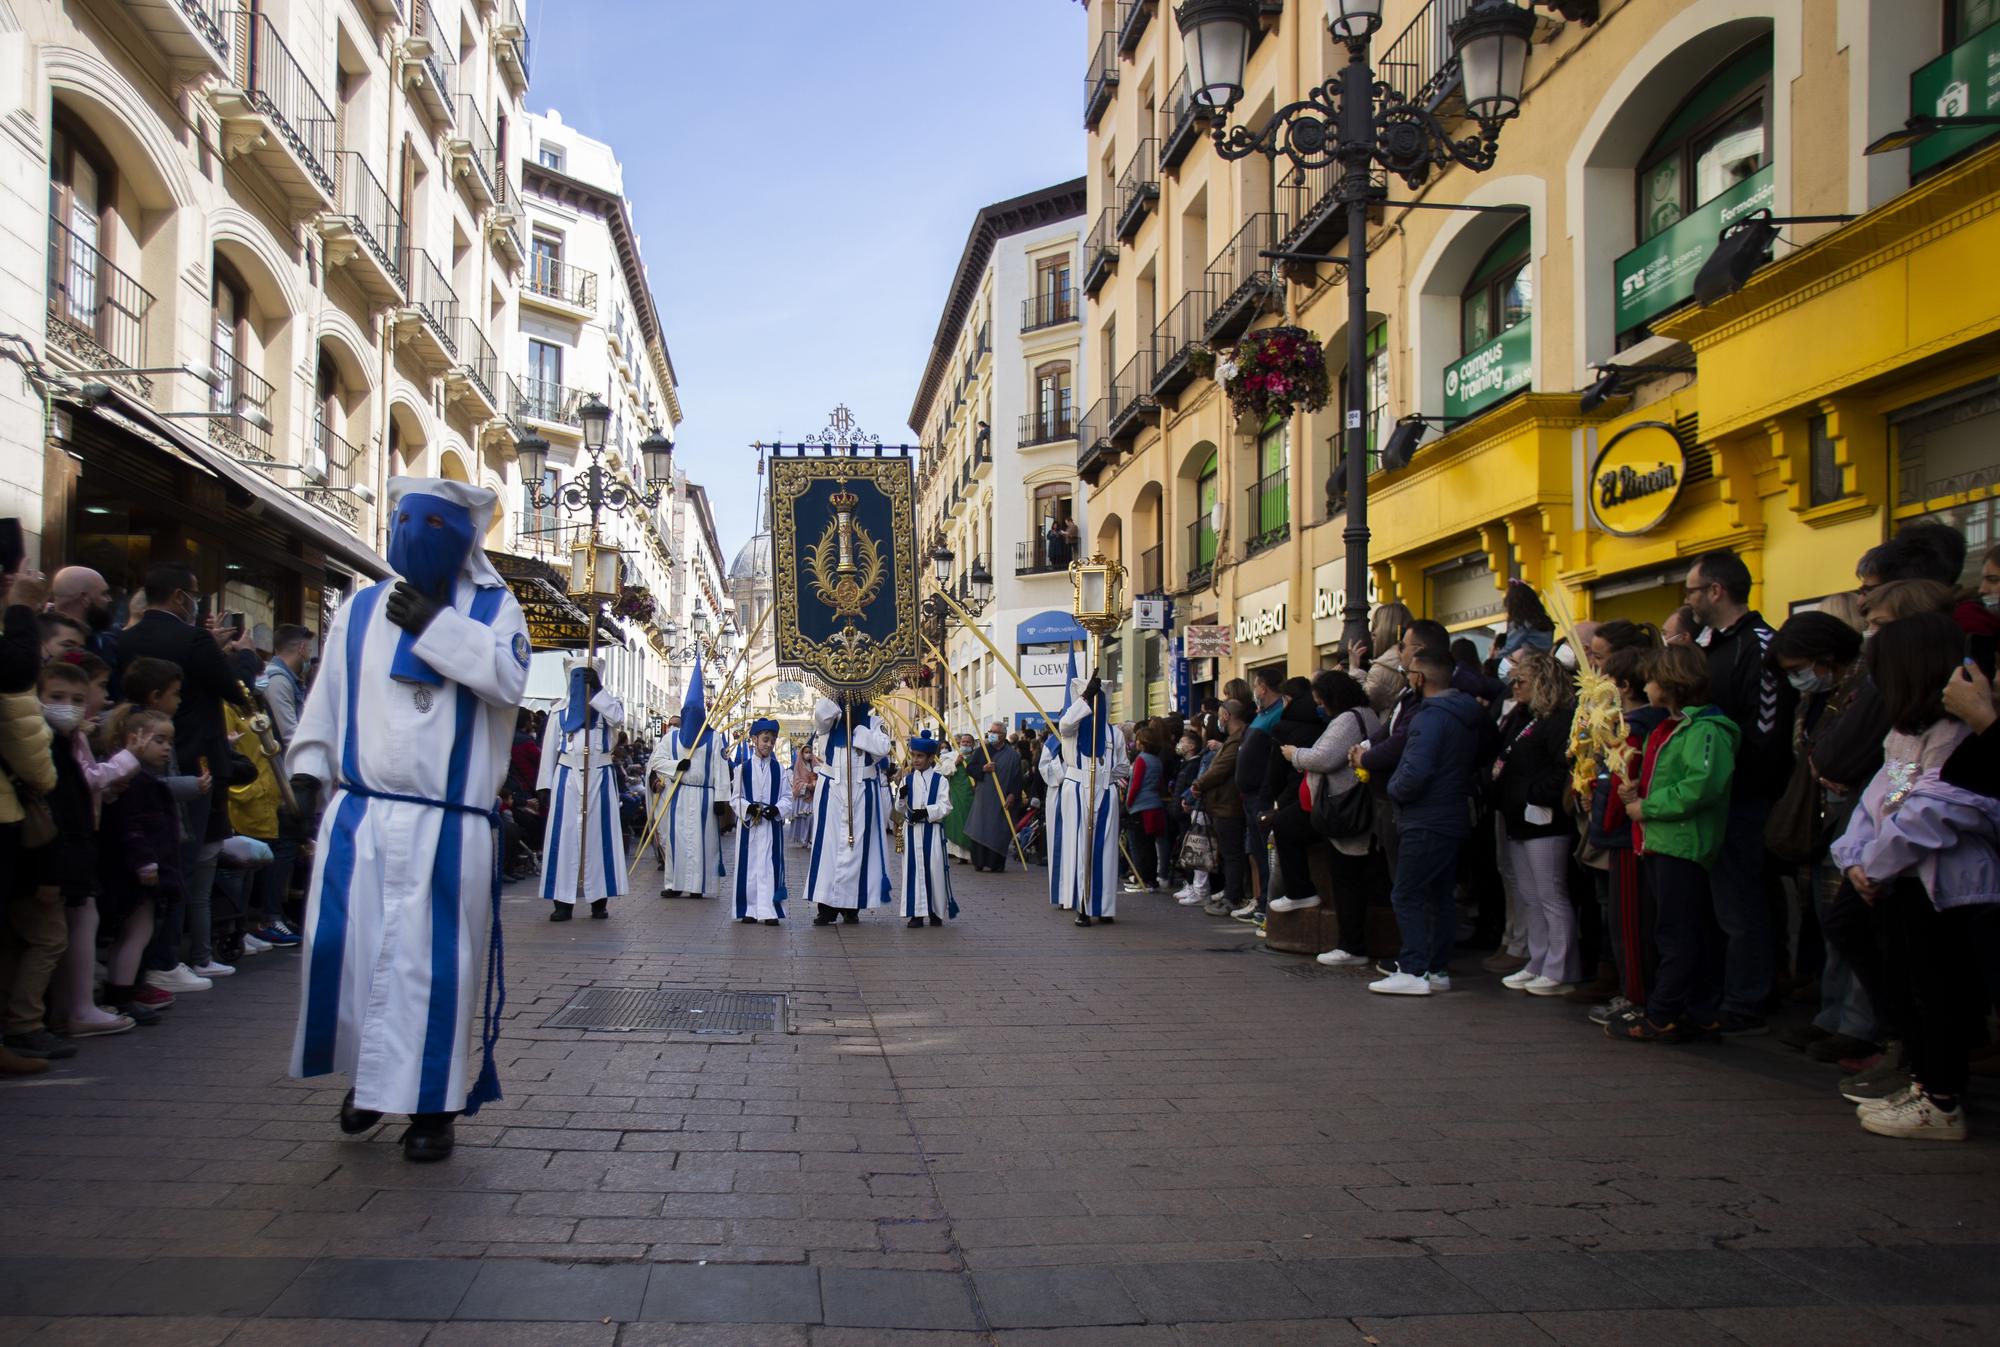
1191 451 1218 584
1033 482 1075 571
1033 360 1074 441
1635 36 1773 244
1461 220 1532 353
48 117 117 350
1248 416 1289 555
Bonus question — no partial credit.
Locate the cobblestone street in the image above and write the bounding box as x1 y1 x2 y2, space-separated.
3 850 1999 1346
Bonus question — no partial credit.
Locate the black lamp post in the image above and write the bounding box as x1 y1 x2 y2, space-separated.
922 544 994 718
1173 0 1534 651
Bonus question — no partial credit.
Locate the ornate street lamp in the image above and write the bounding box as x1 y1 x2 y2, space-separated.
1173 0 1535 650
1067 553 1128 928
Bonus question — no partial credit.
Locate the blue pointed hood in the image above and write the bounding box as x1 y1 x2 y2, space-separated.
680 654 708 745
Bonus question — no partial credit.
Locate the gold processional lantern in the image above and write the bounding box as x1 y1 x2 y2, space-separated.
1068 553 1127 637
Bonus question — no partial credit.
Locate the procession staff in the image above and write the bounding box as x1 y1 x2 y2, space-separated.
535 657 626 921
287 476 529 1164
803 695 893 925
652 657 729 900
898 736 957 928
730 718 794 924
1044 671 1128 927
930 641 1031 867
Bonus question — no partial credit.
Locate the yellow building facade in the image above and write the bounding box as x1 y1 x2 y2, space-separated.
1082 0 2000 709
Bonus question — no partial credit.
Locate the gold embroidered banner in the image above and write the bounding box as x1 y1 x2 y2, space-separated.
769 454 919 694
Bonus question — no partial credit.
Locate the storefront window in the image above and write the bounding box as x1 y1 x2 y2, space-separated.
1808 414 1844 507
1894 384 2000 584
1636 36 1773 243
1462 222 1532 352
1952 0 2000 41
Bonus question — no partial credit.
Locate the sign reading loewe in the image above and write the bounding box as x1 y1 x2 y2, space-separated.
1591 422 1688 536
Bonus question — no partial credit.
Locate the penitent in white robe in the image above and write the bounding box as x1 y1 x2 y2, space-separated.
536 694 628 907
1041 698 1128 919
803 699 894 911
651 724 730 897
288 576 529 1115
900 768 957 921
731 752 795 921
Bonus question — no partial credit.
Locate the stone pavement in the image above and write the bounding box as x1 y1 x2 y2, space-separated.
3 847 2000 1346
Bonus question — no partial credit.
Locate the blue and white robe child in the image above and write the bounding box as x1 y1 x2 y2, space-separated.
804 698 893 911
288 550 529 1115
536 690 628 907
654 722 729 897
900 768 958 921
731 751 794 921
1041 679 1129 919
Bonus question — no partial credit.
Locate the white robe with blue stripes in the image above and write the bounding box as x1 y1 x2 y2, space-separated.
1042 701 1128 918
287 577 529 1115
804 699 893 910
900 768 956 921
730 753 794 921
658 724 728 897
536 696 628 906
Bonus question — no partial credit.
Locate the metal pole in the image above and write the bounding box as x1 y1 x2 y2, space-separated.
1080 631 1099 924
843 698 854 847
577 462 603 907
1338 36 1375 655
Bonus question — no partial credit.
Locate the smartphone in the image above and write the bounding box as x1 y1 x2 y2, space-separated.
195 594 213 629
0 518 22 576
1971 634 1997 681
225 611 247 637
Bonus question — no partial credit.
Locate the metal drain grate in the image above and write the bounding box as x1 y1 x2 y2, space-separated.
541 987 789 1034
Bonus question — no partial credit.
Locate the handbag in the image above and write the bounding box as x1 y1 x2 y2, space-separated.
1178 810 1218 871
1765 755 1820 865
1309 711 1375 840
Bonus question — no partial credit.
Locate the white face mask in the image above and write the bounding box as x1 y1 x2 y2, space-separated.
1496 657 1514 681
1787 667 1832 694
41 703 84 734
1984 593 2000 612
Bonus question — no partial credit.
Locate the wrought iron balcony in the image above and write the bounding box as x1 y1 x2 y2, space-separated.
516 376 584 429
1023 286 1077 332
302 416 365 525
1084 32 1119 131
402 0 456 128
1245 469 1291 556
525 255 598 313
123 0 230 76
214 10 335 209
1152 288 1216 400
1018 407 1076 448
445 315 500 419
208 342 275 462
1117 0 1156 58
1378 0 1486 116
494 0 530 93
395 245 459 370
1116 138 1161 242
489 166 526 265
1186 518 1218 590
448 94 498 206
1015 539 1071 577
1083 209 1118 298
1137 544 1164 596
45 215 155 398
320 152 405 307
1107 348 1160 445
1205 212 1288 346
1078 400 1114 484
1160 68 1213 172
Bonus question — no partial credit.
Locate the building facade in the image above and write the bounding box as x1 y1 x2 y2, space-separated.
6 0 535 632
910 180 1090 734
1081 0 2000 711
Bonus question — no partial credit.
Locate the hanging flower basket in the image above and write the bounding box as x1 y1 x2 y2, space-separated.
1185 345 1217 381
1219 325 1330 424
610 585 656 624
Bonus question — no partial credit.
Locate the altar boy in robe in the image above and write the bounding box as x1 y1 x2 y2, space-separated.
730 719 794 925
536 657 625 921
1043 672 1128 927
805 695 893 924
899 736 957 928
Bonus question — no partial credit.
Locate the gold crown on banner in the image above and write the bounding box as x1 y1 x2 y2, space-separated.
828 487 858 512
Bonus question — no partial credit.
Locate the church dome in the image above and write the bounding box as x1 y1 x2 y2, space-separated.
729 531 772 583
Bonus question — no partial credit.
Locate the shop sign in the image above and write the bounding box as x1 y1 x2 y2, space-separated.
1591 421 1687 537
1614 163 1775 333
1022 653 1073 689
1235 583 1289 649
1427 554 1504 628
1312 560 1379 647
1443 318 1532 420
1172 635 1190 716
1912 20 2000 177
1184 623 1233 658
1134 596 1170 631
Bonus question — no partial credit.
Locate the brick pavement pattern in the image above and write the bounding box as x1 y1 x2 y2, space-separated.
3 849 1999 1345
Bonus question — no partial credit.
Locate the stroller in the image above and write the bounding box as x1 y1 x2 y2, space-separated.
1013 803 1045 866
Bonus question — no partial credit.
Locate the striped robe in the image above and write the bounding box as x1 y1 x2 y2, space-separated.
658 724 729 897
731 752 795 921
804 700 893 910
536 696 628 906
1042 700 1128 918
288 577 528 1115
900 768 957 921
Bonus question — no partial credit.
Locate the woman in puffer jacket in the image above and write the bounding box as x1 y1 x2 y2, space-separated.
0 573 58 1075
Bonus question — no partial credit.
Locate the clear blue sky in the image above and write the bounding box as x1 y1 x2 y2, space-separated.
528 0 1088 559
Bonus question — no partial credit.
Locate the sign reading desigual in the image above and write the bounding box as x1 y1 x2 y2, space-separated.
1591 422 1687 536
1614 164 1775 333
1444 319 1532 420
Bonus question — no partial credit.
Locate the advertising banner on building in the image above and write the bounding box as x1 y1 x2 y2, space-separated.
1614 163 1775 333
1021 653 1073 689
1912 23 2000 176
1183 623 1233 659
1444 319 1533 420
1134 596 1169 631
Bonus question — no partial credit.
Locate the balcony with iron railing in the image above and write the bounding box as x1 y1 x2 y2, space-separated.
1018 401 1076 448
1084 32 1119 130
395 245 459 369
45 215 155 398
1138 544 1163 596
445 314 500 419
1117 0 1156 57
1245 469 1290 556
319 151 404 307
494 0 530 93
1023 286 1077 332
516 376 584 429
403 0 456 128
513 508 584 565
1106 348 1160 445
525 254 598 313
489 166 526 265
1078 399 1114 482
215 9 335 209
302 416 365 525
448 94 498 205
1083 209 1118 297
1184 515 1216 587
1205 212 1288 345
1152 288 1216 400
1378 0 1487 115
124 0 231 75
1160 67 1213 172
1015 538 1073 577
1116 138 1161 242
209 342 275 462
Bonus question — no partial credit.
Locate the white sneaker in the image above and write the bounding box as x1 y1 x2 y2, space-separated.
1177 891 1208 906
1856 1086 1917 1117
1525 977 1573 997
146 964 213 993
1368 972 1432 996
1269 895 1320 913
241 934 271 955
1172 884 1193 901
190 960 236 978
1501 968 1538 990
1427 973 1452 992
1230 902 1258 919
1859 1088 1967 1140
1315 949 1370 968
1121 882 1150 894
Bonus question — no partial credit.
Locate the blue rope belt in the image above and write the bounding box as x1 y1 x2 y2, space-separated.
340 783 507 1116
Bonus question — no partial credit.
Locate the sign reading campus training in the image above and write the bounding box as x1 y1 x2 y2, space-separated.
1590 423 1687 536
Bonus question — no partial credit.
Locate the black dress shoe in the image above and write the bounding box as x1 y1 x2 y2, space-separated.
740 916 759 925
590 899 608 919
762 919 780 926
1075 913 1093 927
549 904 572 922
339 1088 382 1135
401 1114 455 1163
1098 916 1115 924
907 916 924 929
660 888 678 900
928 915 943 927
812 908 837 926
841 910 859 924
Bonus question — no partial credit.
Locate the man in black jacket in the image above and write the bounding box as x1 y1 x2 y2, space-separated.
116 561 248 985
1235 666 1285 915
1685 548 1795 1034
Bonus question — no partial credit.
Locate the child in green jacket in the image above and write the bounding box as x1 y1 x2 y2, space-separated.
1609 644 1741 1043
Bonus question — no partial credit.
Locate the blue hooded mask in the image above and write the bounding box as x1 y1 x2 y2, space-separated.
679 654 708 752
559 665 600 734
386 492 475 686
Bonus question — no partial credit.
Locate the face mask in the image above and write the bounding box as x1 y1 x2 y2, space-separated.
86 603 112 632
40 703 84 734
1496 657 1513 680
986 733 1000 745
1787 667 1832 694
1984 594 2000 612
387 492 476 597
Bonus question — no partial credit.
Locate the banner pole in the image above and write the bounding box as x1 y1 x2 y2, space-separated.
931 639 1030 869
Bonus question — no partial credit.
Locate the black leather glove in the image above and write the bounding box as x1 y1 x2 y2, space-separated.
289 774 317 802
676 758 693 776
385 582 442 636
1083 675 1103 703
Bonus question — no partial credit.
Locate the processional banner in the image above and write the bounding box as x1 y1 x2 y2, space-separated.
769 451 919 695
